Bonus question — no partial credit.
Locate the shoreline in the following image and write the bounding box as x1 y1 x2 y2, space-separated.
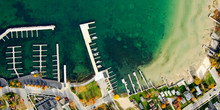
139 0 215 86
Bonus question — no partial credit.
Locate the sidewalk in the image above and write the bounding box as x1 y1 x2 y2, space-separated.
0 86 34 110
184 67 220 110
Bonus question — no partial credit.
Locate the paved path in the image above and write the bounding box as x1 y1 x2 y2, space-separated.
0 76 118 110
86 94 119 110
80 21 99 75
63 88 85 110
183 86 220 110
167 98 175 110
70 76 95 87
0 86 34 110
184 67 220 110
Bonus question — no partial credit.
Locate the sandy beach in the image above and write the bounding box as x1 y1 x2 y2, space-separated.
116 97 138 110
139 0 216 85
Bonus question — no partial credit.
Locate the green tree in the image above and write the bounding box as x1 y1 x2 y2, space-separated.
194 77 202 85
179 85 186 93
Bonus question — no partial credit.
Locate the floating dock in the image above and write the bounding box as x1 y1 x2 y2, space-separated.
80 21 99 75
122 79 130 96
0 25 55 42
33 44 47 73
6 46 23 77
133 72 142 92
80 21 117 92
52 44 61 82
64 65 67 87
128 74 136 94
139 70 149 89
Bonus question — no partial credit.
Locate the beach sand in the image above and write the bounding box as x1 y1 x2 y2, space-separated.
139 0 216 85
116 97 137 110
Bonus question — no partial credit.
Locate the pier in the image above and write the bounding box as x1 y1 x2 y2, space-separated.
122 79 130 96
139 70 149 89
52 44 61 82
80 21 99 75
64 65 67 87
33 44 47 73
80 21 117 92
133 72 142 92
149 79 156 89
128 74 136 94
6 46 23 77
0 25 55 42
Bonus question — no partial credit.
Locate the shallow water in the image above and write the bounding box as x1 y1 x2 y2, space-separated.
139 0 214 87
0 0 177 93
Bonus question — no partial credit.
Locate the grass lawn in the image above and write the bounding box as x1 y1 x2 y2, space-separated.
94 102 115 110
158 86 168 92
2 92 26 109
180 98 191 109
71 81 102 106
129 91 150 109
204 72 216 87
165 104 173 110
147 88 159 97
129 91 147 103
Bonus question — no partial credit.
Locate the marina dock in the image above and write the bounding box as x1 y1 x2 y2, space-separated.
0 25 55 42
80 21 99 75
139 70 149 89
80 21 117 92
133 72 142 92
64 65 67 87
122 79 130 96
52 44 61 82
128 74 136 94
6 46 23 77
33 44 47 73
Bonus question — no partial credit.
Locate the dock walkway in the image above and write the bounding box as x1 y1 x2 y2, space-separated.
80 21 99 75
33 44 47 73
0 25 55 42
52 44 61 82
6 46 23 77
80 21 117 92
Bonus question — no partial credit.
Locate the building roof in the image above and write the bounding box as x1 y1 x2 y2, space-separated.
214 102 220 110
164 91 168 96
160 92 165 97
195 86 202 96
181 97 186 104
147 98 152 103
158 95 163 102
211 39 219 51
36 97 57 110
18 75 62 89
168 91 172 96
139 103 144 110
149 102 155 108
171 90 175 95
176 91 180 96
184 91 193 101
140 96 145 102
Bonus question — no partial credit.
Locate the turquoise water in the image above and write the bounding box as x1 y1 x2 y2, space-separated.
0 0 177 93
